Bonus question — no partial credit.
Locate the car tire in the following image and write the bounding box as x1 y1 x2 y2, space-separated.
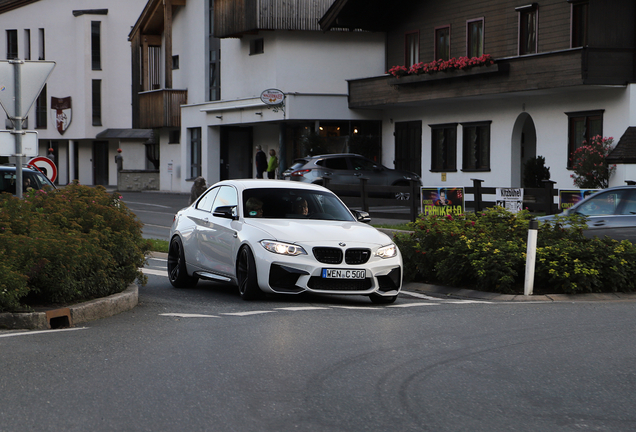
167 236 199 288
369 293 398 304
237 245 262 300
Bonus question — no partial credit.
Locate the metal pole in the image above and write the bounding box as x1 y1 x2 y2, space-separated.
524 219 539 296
12 60 24 199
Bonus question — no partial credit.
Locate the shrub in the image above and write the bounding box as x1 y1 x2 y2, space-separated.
523 155 551 188
570 135 616 189
0 184 150 311
394 207 636 294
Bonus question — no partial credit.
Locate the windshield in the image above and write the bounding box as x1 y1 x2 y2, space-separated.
243 188 355 221
0 170 54 194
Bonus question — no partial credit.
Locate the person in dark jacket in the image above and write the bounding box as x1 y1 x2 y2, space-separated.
189 176 207 205
255 145 267 179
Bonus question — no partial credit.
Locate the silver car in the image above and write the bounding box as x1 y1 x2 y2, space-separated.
538 186 636 242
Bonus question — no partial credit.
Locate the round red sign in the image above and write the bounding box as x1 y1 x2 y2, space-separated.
28 156 58 182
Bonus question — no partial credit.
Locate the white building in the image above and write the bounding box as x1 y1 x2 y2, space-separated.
0 0 148 186
130 0 386 193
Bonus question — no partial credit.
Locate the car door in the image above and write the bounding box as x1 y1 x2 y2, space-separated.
316 157 351 185
348 156 389 186
574 189 636 242
196 185 240 276
187 186 220 269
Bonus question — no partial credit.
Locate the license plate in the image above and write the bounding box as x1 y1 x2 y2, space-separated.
322 269 366 279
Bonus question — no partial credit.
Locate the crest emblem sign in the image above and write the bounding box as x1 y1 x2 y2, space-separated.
51 96 72 135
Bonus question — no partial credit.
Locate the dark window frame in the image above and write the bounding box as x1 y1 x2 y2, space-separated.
430 123 458 172
208 0 220 101
570 0 589 48
517 3 538 55
404 30 420 67
172 54 179 70
249 38 264 55
566 110 603 169
35 84 47 129
434 25 451 61
461 121 492 172
91 21 101 70
466 18 484 58
189 127 202 180
92 79 102 126
6 29 18 59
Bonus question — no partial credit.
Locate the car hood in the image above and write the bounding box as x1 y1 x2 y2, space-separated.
244 219 393 246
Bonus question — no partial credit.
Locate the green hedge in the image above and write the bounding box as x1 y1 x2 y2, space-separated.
394 207 636 294
0 184 150 312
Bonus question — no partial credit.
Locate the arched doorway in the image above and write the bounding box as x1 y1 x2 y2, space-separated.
510 112 537 187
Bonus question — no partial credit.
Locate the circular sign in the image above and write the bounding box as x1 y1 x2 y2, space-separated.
28 156 57 182
260 89 285 105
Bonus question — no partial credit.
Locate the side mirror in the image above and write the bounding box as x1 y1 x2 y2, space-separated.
353 210 371 223
213 205 238 220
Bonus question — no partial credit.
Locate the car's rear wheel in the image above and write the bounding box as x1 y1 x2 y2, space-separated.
369 293 398 304
237 245 262 300
167 236 198 288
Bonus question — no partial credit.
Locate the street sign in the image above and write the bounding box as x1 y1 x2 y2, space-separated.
0 60 56 119
0 130 37 157
260 89 285 105
28 156 57 182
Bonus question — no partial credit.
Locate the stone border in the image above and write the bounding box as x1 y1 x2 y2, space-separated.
0 284 138 330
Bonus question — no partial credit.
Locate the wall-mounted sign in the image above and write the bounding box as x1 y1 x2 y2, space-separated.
51 96 72 135
260 89 285 105
421 187 465 216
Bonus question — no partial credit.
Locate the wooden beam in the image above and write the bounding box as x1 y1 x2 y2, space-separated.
164 0 173 89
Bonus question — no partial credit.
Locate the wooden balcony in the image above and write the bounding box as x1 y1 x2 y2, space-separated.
138 89 187 129
348 48 634 109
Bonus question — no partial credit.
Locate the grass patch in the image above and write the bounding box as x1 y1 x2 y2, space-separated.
148 238 169 253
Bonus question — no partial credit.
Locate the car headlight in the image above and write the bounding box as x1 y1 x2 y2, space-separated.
260 240 307 256
376 243 398 259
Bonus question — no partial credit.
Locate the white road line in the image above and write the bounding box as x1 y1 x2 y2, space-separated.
143 268 167 277
275 307 330 311
221 311 276 316
446 300 492 304
125 201 171 208
160 313 220 318
0 327 88 338
400 290 443 301
331 306 378 310
149 257 167 262
387 302 440 308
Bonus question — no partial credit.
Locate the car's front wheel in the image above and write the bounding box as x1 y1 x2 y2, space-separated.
369 293 398 304
237 245 262 300
167 236 199 288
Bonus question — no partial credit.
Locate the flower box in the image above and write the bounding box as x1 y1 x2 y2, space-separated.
388 63 503 86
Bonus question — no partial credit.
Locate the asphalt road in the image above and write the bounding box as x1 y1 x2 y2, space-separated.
118 191 190 241
2 258 636 431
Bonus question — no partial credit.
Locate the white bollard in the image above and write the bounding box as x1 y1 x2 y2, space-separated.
524 219 539 296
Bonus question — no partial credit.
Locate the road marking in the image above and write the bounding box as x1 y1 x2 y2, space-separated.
387 302 440 308
221 311 276 316
400 290 443 301
0 327 87 338
143 223 172 228
331 306 378 310
143 268 167 277
160 313 220 318
275 307 330 311
125 201 171 208
446 300 492 304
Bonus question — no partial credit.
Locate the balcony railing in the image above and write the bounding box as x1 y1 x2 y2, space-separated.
138 89 187 129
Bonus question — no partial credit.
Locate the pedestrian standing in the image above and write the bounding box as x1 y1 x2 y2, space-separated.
255 145 267 178
47 148 55 164
267 149 278 179
115 148 124 171
189 176 207 204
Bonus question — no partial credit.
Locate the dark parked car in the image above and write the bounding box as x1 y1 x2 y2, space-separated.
0 164 55 195
282 154 421 189
537 186 636 242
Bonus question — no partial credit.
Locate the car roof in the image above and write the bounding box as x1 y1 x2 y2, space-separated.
307 153 364 159
211 179 331 193
0 165 42 173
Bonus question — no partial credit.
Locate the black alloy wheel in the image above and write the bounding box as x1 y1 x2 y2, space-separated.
237 245 262 300
167 236 199 288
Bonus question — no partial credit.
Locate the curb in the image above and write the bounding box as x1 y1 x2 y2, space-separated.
0 284 138 330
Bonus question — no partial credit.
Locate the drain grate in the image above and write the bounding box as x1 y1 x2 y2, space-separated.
45 308 73 329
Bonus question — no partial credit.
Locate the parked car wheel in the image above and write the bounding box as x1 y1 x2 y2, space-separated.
237 245 262 300
167 236 199 288
369 293 398 304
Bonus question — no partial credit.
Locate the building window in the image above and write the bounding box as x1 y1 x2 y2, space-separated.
38 28 45 60
462 121 491 171
430 124 457 172
91 21 101 70
467 19 484 58
35 84 47 129
6 30 18 59
169 129 180 144
24 29 30 60
405 31 419 67
190 127 202 179
567 110 603 168
92 79 102 126
172 55 179 70
434 26 450 61
148 46 161 90
571 0 588 48
249 38 264 55
208 0 220 101
517 4 538 55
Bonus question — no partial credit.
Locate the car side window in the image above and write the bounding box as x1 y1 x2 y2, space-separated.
319 158 348 170
211 186 238 217
350 157 377 171
196 187 219 212
618 190 636 215
577 190 626 216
